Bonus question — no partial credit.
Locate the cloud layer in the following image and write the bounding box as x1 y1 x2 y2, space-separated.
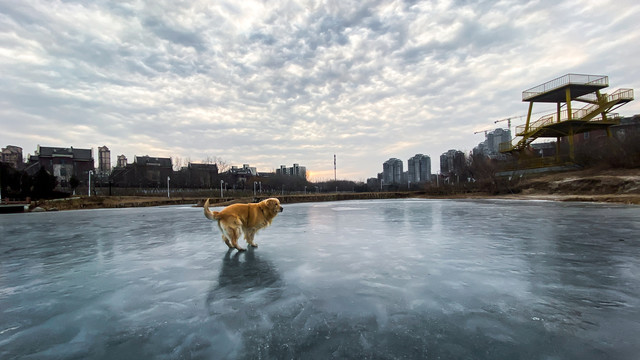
2 0 639 180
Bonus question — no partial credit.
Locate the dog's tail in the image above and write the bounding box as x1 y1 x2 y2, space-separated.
203 198 221 221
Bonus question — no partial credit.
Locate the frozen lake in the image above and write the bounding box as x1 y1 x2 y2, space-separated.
1 199 639 359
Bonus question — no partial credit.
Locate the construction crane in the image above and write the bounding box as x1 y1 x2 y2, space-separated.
476 109 558 141
494 108 559 131
473 129 492 137
494 117 512 130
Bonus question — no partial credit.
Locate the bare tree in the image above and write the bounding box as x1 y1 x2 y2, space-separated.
203 155 230 173
216 157 230 173
172 156 183 171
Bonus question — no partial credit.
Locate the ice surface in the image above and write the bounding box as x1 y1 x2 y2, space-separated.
1 199 639 359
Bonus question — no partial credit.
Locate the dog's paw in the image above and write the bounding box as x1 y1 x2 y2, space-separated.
236 247 246 252
250 243 259 248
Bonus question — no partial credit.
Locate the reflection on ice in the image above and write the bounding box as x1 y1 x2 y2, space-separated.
206 248 283 316
1 199 639 359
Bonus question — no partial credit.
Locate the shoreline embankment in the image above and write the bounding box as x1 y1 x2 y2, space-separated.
6 167 640 212
18 189 640 213
26 192 416 212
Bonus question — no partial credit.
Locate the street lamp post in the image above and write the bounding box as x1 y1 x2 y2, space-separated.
88 170 93 197
167 176 170 198
220 180 224 198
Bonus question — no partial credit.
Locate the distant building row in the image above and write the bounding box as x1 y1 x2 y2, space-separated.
277 163 306 178
367 149 470 188
376 154 433 186
1 145 306 190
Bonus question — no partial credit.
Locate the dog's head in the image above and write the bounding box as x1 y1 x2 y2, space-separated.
263 198 283 214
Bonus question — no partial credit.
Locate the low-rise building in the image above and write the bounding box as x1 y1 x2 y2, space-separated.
110 155 172 188
184 163 219 188
222 164 258 186
25 145 94 188
134 156 172 187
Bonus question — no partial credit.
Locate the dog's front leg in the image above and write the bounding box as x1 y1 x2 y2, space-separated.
244 229 258 248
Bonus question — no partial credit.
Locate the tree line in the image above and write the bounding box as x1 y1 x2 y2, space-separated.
0 164 66 200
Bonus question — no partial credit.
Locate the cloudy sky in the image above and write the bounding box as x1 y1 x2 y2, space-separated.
2 0 639 181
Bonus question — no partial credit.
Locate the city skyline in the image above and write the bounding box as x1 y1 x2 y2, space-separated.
4 143 313 175
5 141 436 181
2 1 640 181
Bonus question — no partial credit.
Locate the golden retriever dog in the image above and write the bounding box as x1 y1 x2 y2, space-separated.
203 198 283 251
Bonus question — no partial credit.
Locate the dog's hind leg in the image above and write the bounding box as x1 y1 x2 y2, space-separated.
221 234 233 249
229 227 245 251
219 216 245 251
218 222 234 249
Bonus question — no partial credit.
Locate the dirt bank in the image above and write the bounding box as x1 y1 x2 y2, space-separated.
511 167 640 204
33 192 415 212
28 168 640 211
32 196 200 211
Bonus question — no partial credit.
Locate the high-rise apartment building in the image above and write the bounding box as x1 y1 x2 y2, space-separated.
98 146 111 174
117 155 127 168
440 150 466 177
277 163 307 178
382 158 403 184
473 128 512 158
487 128 511 154
407 154 431 183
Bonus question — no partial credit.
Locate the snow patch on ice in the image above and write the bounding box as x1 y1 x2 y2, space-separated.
331 207 363 211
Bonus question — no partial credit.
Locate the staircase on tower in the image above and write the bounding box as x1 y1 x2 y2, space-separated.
500 74 634 157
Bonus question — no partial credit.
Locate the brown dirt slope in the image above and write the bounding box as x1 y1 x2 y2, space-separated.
510 167 640 204
34 196 200 211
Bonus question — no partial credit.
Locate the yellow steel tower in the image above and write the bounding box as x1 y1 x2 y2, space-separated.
500 74 634 162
